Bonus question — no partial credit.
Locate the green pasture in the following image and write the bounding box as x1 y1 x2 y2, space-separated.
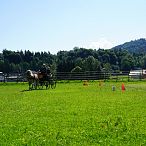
0 81 146 145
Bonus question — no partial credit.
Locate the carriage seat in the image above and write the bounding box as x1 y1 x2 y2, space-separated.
38 72 52 80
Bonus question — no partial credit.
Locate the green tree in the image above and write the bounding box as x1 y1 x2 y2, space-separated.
141 55 146 68
0 60 4 72
82 56 100 71
103 63 112 73
121 54 134 71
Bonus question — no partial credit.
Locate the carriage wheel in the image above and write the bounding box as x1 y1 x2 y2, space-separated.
51 80 56 89
46 81 50 89
38 81 43 89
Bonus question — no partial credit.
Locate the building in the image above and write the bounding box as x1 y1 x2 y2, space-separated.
129 69 146 79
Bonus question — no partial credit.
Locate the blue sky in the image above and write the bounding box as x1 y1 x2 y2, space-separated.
0 0 146 54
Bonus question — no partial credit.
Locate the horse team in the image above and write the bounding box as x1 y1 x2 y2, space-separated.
26 70 55 90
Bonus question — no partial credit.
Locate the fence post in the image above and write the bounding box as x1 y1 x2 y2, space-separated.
128 73 130 82
4 73 6 83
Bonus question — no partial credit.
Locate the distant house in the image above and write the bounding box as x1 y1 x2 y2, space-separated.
129 69 146 79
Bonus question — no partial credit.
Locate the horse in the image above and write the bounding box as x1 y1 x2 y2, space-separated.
26 70 39 90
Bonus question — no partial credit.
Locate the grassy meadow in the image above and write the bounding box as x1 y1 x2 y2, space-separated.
0 81 146 145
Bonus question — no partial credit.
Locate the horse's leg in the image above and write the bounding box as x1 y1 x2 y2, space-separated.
45 81 48 89
34 80 37 89
38 80 41 89
33 80 35 89
33 80 36 90
29 81 32 90
31 79 34 90
35 80 38 89
29 82 30 90
38 80 43 89
30 80 33 90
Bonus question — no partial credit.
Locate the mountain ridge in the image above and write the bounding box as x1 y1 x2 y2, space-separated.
111 38 146 53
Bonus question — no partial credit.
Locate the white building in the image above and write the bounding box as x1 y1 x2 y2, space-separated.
129 69 146 79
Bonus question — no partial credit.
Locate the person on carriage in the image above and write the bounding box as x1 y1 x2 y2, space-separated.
39 63 52 80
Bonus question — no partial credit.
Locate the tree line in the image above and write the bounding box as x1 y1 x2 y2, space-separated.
0 47 146 74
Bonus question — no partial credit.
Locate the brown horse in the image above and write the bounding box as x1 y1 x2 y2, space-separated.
26 70 39 90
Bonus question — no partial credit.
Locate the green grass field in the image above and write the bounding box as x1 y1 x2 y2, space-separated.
0 81 146 146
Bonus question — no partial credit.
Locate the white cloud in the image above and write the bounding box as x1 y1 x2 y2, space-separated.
82 38 115 49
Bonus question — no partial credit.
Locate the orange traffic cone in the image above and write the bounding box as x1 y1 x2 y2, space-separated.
121 83 126 91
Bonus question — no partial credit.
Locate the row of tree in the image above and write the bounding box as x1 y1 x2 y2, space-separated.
0 47 146 74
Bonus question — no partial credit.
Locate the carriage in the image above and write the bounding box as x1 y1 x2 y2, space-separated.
26 70 56 90
38 72 56 89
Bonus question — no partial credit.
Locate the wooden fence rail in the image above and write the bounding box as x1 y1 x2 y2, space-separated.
0 71 133 83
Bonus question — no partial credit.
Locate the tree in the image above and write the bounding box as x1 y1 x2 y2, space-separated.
3 60 10 73
0 60 4 72
82 56 100 71
103 63 112 73
141 55 146 68
121 54 134 71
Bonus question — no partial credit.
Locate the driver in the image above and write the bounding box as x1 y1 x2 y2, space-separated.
39 63 52 80
40 63 47 75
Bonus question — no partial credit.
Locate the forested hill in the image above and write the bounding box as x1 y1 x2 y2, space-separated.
111 38 146 54
1 38 146 73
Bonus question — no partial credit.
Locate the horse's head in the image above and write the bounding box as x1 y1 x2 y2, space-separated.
26 70 33 78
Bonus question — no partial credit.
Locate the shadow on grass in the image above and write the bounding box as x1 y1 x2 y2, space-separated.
20 89 32 92
20 88 48 92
